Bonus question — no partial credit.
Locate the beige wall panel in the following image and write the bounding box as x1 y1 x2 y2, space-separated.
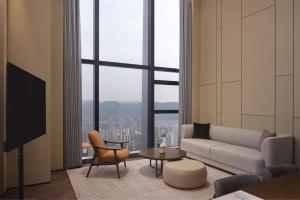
276 76 293 135
242 0 275 17
294 76 300 117
217 114 222 125
295 75 300 117
295 0 300 117
222 82 242 128
276 0 293 76
242 7 275 116
200 84 217 124
242 115 275 132
192 0 201 122
7 0 51 187
217 0 222 28
222 0 241 82
200 0 217 85
51 0 64 171
217 29 222 114
295 118 300 168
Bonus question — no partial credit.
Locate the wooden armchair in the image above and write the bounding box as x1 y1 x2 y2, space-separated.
86 130 129 178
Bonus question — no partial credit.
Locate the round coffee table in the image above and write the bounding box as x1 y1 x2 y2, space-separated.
139 148 186 177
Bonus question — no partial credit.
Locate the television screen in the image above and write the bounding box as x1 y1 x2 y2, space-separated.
5 62 46 152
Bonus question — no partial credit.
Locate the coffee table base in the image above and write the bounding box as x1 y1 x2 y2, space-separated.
149 159 164 177
139 148 186 178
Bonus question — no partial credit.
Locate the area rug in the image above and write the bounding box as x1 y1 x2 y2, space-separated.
67 159 231 200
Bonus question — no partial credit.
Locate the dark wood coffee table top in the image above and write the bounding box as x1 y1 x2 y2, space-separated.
242 171 300 199
139 148 186 161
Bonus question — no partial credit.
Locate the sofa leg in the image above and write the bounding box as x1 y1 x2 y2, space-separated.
124 160 127 167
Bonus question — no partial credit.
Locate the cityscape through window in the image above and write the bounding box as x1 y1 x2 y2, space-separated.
80 0 180 158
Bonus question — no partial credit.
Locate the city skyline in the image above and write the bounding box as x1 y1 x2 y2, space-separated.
82 100 179 157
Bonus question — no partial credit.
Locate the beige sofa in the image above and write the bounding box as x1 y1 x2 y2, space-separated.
180 124 293 177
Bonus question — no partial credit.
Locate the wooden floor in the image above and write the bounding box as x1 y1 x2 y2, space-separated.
2 170 76 199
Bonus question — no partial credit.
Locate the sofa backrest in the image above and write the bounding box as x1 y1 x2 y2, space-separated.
210 125 275 150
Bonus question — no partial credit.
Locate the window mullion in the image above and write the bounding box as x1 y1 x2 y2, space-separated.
147 0 155 148
94 0 100 131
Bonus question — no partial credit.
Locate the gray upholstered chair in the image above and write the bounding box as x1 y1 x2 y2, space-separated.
213 174 261 198
262 164 299 181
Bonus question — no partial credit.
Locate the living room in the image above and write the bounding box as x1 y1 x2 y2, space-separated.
0 0 300 199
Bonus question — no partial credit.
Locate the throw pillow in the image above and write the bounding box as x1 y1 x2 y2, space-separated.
193 123 210 139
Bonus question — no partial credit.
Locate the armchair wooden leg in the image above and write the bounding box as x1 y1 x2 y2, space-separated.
86 154 96 178
124 160 127 167
116 163 120 179
113 150 120 179
87 163 93 178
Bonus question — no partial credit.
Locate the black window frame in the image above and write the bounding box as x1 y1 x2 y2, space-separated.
81 0 179 149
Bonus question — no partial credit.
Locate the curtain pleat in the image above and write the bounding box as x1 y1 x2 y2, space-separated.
63 0 82 169
179 0 192 142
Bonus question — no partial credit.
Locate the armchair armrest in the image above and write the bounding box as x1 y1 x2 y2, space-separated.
93 145 122 163
181 124 193 139
104 140 129 144
104 140 129 148
93 145 122 151
261 135 293 167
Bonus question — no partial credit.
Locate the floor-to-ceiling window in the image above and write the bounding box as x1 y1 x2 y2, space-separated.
80 0 180 158
154 0 180 147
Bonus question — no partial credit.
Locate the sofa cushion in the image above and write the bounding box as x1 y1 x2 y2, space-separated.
180 138 227 159
211 145 265 174
192 123 210 139
209 125 275 150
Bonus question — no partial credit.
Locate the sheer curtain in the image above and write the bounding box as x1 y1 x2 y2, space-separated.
179 0 192 142
63 0 82 169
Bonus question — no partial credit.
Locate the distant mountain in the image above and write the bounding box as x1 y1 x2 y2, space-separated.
82 100 179 117
100 101 142 116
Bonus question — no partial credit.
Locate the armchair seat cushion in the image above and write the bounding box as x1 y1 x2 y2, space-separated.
99 149 129 163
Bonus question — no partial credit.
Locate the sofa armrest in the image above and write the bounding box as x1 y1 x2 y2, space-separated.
181 124 193 139
261 135 293 167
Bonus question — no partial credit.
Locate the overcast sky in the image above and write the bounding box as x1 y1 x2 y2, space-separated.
80 0 179 102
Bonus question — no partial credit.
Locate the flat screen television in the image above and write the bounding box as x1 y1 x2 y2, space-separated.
5 62 46 152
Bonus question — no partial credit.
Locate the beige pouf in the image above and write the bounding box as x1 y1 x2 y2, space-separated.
163 159 207 189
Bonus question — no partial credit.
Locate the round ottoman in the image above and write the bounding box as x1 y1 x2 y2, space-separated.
163 159 207 189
